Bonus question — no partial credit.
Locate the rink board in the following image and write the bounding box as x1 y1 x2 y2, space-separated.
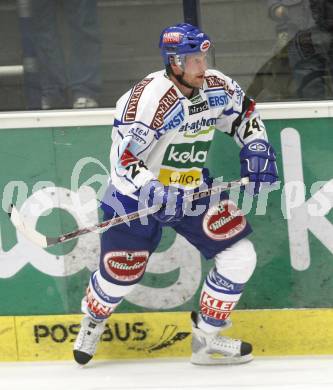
1 107 333 317
1 309 333 361
1 105 333 363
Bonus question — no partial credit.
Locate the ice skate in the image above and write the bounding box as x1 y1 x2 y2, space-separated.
73 315 107 365
190 311 253 365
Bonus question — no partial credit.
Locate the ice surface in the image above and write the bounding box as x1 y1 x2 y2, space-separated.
0 356 333 390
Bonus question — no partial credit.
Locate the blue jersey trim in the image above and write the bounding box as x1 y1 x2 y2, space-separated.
205 278 242 295
91 274 123 304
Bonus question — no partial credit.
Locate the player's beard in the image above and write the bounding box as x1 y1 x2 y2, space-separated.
174 72 196 89
175 71 205 90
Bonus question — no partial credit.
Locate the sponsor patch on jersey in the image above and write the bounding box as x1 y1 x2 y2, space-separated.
208 93 229 108
158 168 201 187
128 126 149 145
162 141 210 169
190 93 203 104
155 105 185 139
103 251 149 282
150 87 179 129
188 100 209 115
124 78 153 122
202 200 246 240
184 126 215 138
200 292 236 320
179 117 216 137
205 75 234 96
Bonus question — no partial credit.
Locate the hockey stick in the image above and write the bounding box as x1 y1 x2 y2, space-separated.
8 177 249 249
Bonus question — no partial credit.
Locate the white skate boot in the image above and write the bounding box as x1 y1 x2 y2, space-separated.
73 315 107 365
190 311 253 365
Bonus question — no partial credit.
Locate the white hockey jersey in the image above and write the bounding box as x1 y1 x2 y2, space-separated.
109 69 267 196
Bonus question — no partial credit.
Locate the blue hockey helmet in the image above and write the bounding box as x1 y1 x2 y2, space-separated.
159 23 211 66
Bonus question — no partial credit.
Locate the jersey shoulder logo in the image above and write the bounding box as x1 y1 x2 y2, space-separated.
150 87 179 129
124 78 153 122
205 75 234 96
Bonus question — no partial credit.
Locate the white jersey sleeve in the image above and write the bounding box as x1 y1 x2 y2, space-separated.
109 71 182 196
207 70 268 147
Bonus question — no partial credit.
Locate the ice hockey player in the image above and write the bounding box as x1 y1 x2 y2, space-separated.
73 23 278 365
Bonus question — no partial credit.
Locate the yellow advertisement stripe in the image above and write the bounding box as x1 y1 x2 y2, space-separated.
15 312 191 361
2 309 333 361
226 309 333 356
0 316 17 361
158 168 201 187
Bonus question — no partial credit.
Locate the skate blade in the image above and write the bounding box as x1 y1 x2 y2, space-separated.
190 352 253 365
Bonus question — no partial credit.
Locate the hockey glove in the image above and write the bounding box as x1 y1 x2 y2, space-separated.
142 180 185 224
240 139 278 195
